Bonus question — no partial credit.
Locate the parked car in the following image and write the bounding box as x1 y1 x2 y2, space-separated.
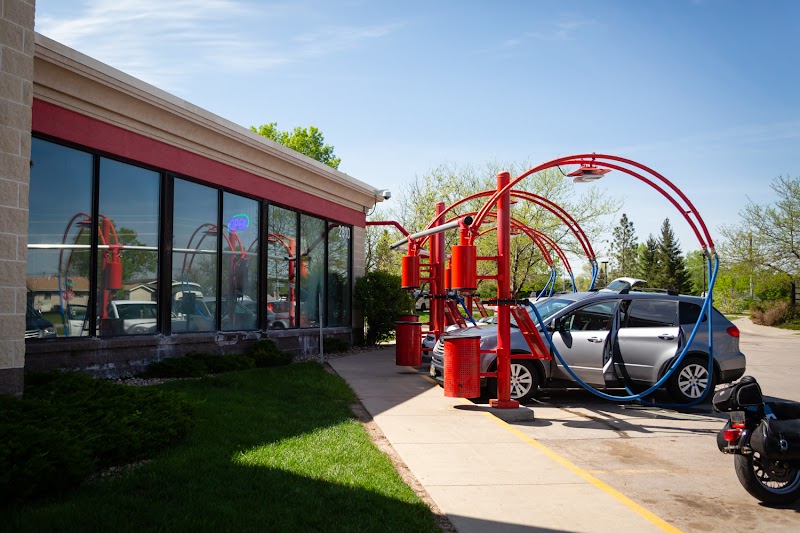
25 303 57 339
415 291 430 312
66 304 89 336
430 291 746 404
267 297 292 329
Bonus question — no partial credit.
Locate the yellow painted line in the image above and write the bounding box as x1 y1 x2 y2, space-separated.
481 412 682 533
588 469 671 475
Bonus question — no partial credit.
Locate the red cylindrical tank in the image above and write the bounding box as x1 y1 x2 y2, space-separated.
395 321 422 366
443 335 481 398
106 256 123 290
401 255 420 289
450 245 477 291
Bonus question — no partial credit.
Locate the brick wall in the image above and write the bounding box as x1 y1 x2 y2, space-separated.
0 0 35 396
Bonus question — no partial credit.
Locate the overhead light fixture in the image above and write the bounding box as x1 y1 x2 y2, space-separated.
567 165 611 183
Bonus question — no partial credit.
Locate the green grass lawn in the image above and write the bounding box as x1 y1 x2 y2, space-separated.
3 364 440 532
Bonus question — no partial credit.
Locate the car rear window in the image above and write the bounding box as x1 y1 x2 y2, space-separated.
679 302 708 325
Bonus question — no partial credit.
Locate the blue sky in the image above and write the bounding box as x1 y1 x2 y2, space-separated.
35 0 800 257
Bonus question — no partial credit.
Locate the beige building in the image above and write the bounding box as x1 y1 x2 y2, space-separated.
0 2 385 396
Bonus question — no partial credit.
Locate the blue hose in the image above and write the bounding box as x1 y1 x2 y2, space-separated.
526 254 719 404
454 295 478 326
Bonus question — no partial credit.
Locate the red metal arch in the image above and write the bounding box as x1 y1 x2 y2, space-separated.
418 189 596 260
473 154 713 250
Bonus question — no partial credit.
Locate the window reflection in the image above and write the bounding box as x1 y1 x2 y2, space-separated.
300 214 325 328
27 139 93 338
27 141 355 339
221 193 259 331
97 158 160 336
267 206 297 329
327 223 351 327
172 179 217 332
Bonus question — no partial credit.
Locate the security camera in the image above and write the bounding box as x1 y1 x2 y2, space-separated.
378 189 392 200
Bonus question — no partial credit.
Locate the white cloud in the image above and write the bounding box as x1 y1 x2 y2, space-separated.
35 0 395 92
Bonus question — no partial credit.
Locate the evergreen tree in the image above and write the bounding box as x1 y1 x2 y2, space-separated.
609 213 638 279
655 218 692 293
637 235 658 283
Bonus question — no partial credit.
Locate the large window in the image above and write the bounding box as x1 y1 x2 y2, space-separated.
97 158 160 336
267 206 297 329
28 139 93 338
220 192 259 331
300 214 326 328
27 137 354 339
172 179 217 332
327 223 351 327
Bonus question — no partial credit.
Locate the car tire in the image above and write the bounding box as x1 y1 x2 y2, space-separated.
510 360 541 403
667 355 716 404
486 359 540 404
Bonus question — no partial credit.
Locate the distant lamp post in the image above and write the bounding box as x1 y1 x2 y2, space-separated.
600 260 609 286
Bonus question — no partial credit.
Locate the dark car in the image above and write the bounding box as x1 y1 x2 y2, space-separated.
25 304 57 339
430 291 746 403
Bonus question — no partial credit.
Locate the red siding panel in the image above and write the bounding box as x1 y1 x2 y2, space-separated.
32 99 366 227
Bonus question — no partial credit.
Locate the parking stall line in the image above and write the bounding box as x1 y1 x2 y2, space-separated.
481 411 683 533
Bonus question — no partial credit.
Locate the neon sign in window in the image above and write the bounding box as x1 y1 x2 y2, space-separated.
228 214 250 232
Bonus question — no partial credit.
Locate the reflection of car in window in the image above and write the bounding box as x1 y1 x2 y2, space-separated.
25 303 57 339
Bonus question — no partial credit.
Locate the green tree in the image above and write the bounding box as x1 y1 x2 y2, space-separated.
379 161 620 295
721 175 800 306
654 218 691 293
354 271 413 345
250 122 341 169
68 224 157 284
685 250 708 296
365 227 402 273
637 235 658 282
609 213 638 279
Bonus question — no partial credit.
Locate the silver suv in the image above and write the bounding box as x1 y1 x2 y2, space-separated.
429 291 746 404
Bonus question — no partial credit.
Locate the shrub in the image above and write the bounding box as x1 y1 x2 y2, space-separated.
1 372 192 504
750 300 791 326
323 337 350 353
188 352 255 374
141 355 209 378
0 418 93 503
354 271 414 345
247 339 292 367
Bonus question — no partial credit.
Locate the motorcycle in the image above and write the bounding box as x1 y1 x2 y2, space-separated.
713 376 800 505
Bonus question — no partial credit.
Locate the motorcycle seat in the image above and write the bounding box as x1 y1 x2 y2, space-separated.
766 400 800 419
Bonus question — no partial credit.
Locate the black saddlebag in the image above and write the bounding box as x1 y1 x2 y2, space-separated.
713 376 763 412
750 418 800 461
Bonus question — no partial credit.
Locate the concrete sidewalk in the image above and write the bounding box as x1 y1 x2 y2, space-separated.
329 348 679 533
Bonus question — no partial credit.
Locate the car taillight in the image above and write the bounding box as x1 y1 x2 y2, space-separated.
726 325 740 338
268 304 274 311
723 428 742 442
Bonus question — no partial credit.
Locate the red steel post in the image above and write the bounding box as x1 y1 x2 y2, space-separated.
430 202 446 340
491 171 519 408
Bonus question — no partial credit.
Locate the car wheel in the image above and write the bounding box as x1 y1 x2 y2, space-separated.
667 356 716 403
509 360 540 403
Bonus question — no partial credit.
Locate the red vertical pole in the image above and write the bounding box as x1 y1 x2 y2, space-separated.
491 172 519 409
431 202 446 340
